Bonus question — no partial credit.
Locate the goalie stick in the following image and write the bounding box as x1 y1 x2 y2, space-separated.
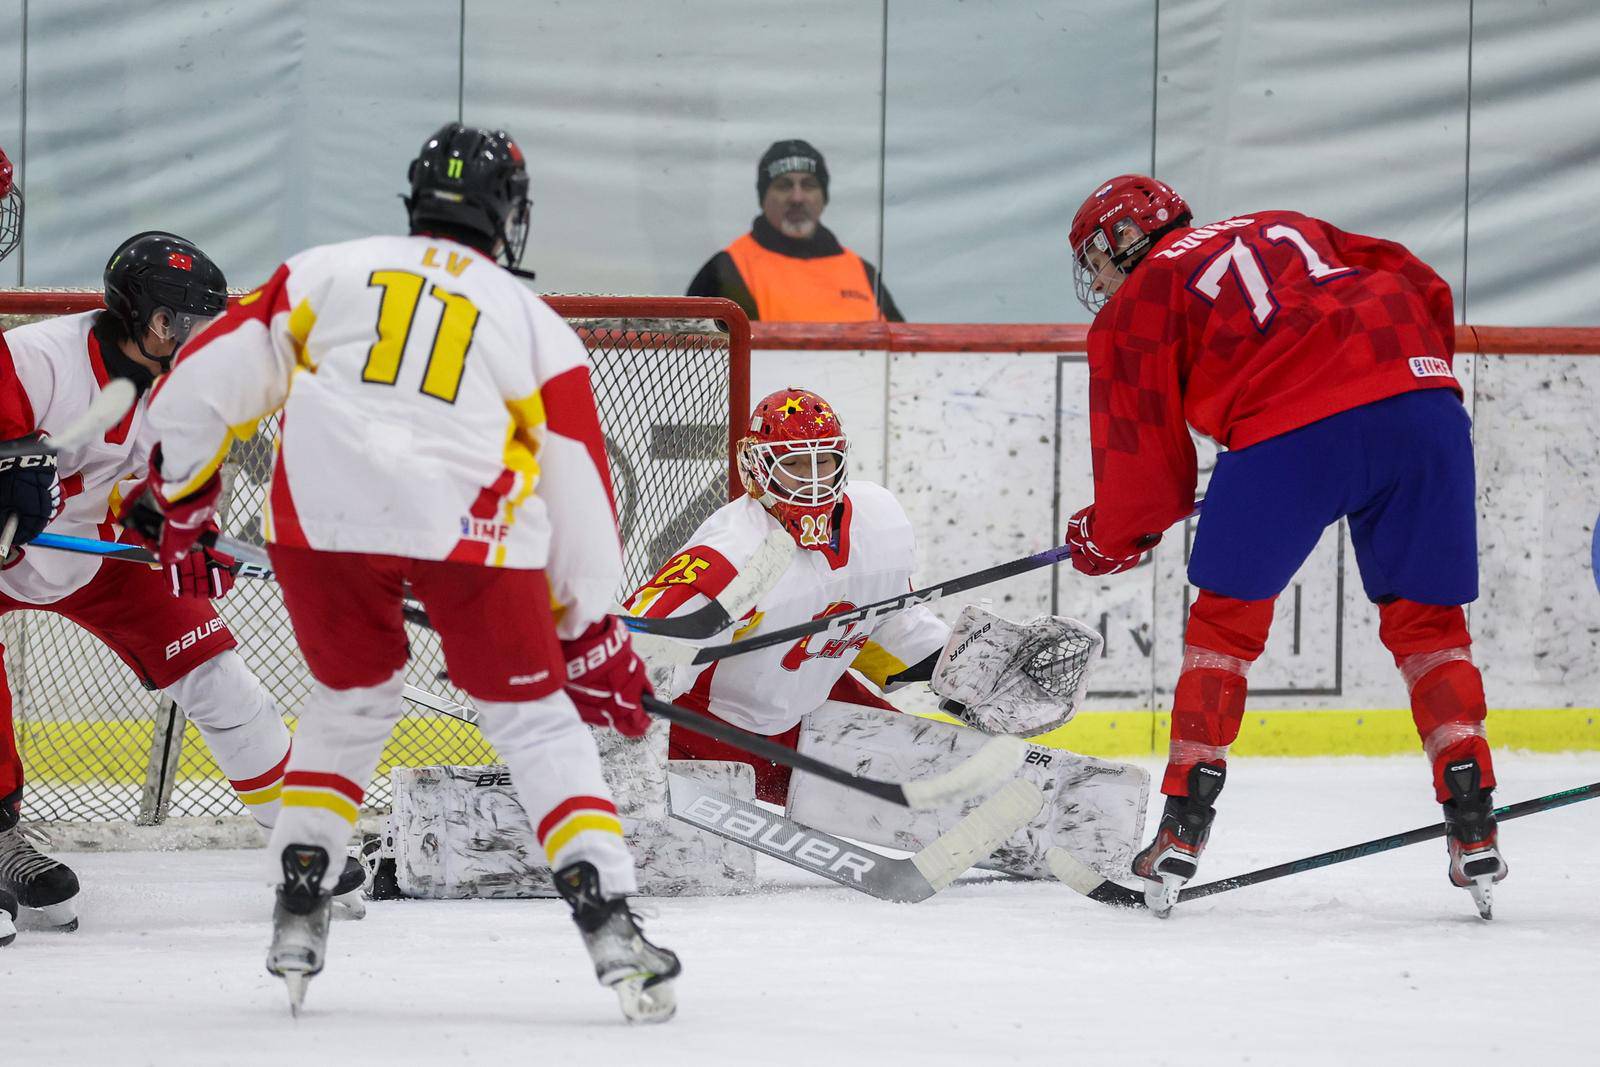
395 686 1038 902
638 543 1078 669
667 772 1043 903
397 677 1026 812
1045 777 1600 910
0 379 138 459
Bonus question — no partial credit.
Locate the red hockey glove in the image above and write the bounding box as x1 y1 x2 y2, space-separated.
165 534 237 600
561 616 652 737
1065 505 1159 576
115 447 223 566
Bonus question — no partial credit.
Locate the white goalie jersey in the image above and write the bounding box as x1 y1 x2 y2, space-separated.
625 481 949 735
147 234 622 634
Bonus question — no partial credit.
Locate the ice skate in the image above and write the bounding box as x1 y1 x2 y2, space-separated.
0 796 81 931
1 884 18 946
265 845 334 1017
1440 758 1508 920
554 861 681 1024
1131 763 1224 918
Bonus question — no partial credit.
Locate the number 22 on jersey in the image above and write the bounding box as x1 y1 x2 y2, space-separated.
1187 223 1354 331
363 268 481 403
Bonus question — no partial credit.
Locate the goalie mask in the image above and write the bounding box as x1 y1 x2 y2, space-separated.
1069 174 1191 314
738 388 848 550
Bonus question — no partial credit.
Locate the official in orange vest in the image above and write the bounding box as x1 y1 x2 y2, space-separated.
688 139 903 323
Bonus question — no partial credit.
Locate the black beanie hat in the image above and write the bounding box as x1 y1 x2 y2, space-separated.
757 139 830 204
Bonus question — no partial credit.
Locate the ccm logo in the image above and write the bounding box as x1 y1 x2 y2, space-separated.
165 617 227 659
0 454 56 473
682 794 877 882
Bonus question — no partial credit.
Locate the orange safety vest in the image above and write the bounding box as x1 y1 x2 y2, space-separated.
724 233 885 322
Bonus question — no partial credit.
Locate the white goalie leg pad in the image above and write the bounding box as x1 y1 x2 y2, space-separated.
788 702 1149 880
388 751 759 900
931 605 1102 737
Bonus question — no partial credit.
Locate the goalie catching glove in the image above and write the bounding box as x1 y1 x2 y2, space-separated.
113 448 236 599
930 605 1102 737
563 616 651 737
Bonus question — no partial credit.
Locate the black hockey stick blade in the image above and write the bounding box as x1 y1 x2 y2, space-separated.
0 379 137 459
1047 778 1600 910
645 543 1076 668
619 528 794 640
643 694 1026 810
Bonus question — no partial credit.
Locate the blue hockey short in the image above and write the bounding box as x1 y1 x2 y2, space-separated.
1187 388 1477 605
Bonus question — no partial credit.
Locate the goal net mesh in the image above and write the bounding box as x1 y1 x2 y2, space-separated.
0 294 744 826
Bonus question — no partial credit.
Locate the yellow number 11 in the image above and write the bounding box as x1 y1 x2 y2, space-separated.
364 270 480 403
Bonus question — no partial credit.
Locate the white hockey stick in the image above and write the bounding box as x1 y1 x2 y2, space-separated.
0 379 137 459
667 772 1043 902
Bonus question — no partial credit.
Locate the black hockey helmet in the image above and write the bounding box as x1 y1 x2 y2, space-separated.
405 122 531 269
103 231 228 361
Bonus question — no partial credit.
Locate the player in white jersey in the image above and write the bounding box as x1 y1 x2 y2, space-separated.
0 143 20 944
0 231 356 933
132 123 678 1021
627 388 1150 882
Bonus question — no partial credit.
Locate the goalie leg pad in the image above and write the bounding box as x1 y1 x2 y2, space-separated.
388 757 758 899
787 702 1149 880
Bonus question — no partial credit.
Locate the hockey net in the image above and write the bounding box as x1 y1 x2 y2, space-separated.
0 291 748 836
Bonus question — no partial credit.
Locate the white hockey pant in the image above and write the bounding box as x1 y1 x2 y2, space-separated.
164 649 291 828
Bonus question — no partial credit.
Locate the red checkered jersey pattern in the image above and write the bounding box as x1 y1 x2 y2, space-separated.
1087 209 1459 550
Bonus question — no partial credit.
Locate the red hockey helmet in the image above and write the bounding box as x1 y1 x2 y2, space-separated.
0 147 20 265
1069 174 1191 314
737 387 848 549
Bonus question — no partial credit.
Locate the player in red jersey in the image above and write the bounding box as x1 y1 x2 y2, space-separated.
1063 175 1506 918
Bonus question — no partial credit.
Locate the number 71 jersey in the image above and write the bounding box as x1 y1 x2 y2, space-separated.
1086 208 1461 549
148 234 622 629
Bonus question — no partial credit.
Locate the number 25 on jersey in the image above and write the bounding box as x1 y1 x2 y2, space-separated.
363 269 481 403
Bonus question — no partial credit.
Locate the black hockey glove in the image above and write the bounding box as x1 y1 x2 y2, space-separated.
0 441 62 555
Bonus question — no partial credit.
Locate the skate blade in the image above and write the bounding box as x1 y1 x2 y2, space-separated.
32 900 79 931
332 892 367 922
1468 877 1494 921
281 972 312 1018
1141 873 1183 919
613 975 677 1024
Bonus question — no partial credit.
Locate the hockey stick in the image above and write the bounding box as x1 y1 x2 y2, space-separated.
31 529 276 579
1045 778 1600 909
667 772 1043 903
397 674 1026 812
637 543 1078 668
619 528 794 640
0 379 138 459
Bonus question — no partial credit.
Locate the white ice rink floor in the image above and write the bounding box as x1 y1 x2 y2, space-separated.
6 753 1597 1067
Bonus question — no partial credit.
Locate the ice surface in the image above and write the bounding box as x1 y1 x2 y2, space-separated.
6 754 1597 1066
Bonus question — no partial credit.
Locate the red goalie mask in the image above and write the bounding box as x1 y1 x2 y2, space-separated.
738 388 848 549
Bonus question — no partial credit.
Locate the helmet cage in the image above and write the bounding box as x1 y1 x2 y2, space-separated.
740 436 849 509
0 181 19 265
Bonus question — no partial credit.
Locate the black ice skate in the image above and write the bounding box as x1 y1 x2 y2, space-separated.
1 884 18 947
1131 762 1225 918
1440 758 1508 920
330 853 368 920
555 861 681 1024
0 790 80 931
266 844 334 1017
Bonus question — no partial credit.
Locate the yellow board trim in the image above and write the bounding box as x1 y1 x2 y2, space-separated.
542 812 625 857
282 789 360 825
918 707 1600 759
